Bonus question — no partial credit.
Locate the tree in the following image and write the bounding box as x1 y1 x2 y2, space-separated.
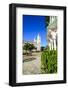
46 16 50 27
41 47 45 51
23 43 30 55
23 43 35 55
28 44 35 55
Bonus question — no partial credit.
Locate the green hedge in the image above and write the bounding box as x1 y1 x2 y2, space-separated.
41 50 57 74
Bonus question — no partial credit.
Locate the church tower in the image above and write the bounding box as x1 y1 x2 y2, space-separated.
34 38 37 47
36 34 41 51
34 34 41 51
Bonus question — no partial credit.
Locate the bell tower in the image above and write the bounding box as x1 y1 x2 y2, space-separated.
37 34 41 51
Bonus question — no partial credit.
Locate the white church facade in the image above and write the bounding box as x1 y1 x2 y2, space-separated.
47 16 57 50
34 34 41 51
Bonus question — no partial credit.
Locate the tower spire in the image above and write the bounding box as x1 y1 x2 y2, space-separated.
37 33 41 51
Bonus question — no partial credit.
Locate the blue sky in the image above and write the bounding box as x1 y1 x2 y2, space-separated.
22 15 47 47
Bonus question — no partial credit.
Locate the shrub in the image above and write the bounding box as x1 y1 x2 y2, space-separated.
41 50 57 74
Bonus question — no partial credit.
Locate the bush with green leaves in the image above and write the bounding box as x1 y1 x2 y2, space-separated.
41 50 57 74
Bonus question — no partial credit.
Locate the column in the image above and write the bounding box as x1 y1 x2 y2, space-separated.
51 41 53 50
54 39 56 50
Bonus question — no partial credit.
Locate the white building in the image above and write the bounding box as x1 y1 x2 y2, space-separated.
34 34 41 51
47 16 57 50
23 34 41 52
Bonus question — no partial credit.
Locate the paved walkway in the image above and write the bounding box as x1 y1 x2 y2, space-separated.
23 52 41 75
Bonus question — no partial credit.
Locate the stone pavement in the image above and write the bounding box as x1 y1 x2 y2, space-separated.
23 52 42 75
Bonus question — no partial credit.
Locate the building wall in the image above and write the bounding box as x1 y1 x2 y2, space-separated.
47 16 57 50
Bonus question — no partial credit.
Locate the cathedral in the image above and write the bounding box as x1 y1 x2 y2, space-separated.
34 34 41 51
